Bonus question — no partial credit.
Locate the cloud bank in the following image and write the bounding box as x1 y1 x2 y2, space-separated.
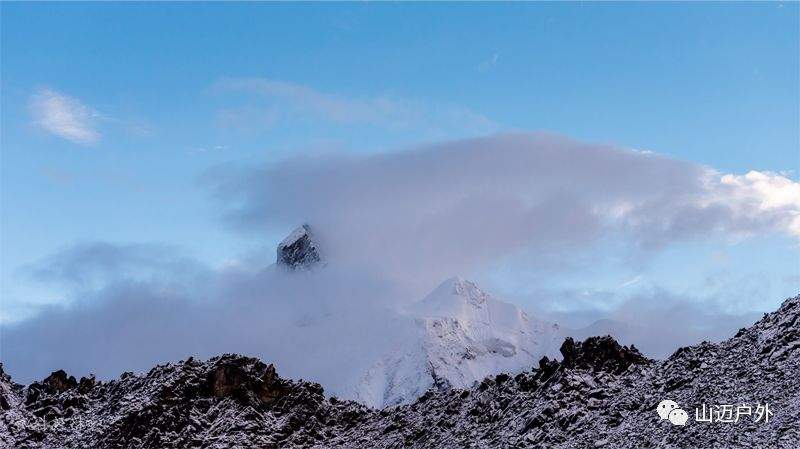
206 133 799 286
541 286 763 358
2 133 797 390
29 88 101 144
3 240 417 389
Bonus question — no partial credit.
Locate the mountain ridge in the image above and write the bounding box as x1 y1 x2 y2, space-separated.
3 294 798 448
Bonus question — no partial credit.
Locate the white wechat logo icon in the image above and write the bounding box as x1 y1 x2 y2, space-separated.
657 399 688 426
668 408 689 426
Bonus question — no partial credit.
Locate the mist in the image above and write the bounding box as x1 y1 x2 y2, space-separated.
3 253 417 393
2 133 798 389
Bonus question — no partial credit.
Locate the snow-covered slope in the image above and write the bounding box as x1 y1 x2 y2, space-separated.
351 277 563 408
0 365 27 448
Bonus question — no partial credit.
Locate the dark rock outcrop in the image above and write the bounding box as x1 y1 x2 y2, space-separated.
41 370 77 394
277 224 322 270
204 356 287 404
559 335 649 374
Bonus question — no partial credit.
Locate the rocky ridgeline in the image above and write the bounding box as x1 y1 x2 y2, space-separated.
1 355 371 448
2 296 798 448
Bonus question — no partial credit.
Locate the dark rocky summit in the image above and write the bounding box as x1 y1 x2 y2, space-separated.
559 335 649 374
2 295 798 448
277 224 322 270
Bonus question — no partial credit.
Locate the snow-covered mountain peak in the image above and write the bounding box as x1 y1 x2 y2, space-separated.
434 276 489 306
412 277 546 334
279 224 312 248
352 277 564 408
414 277 495 319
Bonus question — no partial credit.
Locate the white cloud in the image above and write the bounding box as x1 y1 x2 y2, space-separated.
29 88 101 144
718 170 800 237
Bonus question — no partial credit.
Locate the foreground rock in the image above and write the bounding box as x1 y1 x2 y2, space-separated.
2 295 798 448
1 355 371 448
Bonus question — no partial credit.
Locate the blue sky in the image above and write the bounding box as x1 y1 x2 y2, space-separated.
1 3 798 323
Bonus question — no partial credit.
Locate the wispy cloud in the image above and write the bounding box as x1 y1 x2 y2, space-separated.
550 286 763 358
618 275 643 289
188 144 231 156
213 77 499 136
29 88 101 145
28 241 205 289
216 78 401 125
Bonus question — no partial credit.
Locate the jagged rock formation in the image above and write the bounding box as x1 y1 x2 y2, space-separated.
3 295 798 448
1 355 371 448
559 335 648 374
277 224 322 270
